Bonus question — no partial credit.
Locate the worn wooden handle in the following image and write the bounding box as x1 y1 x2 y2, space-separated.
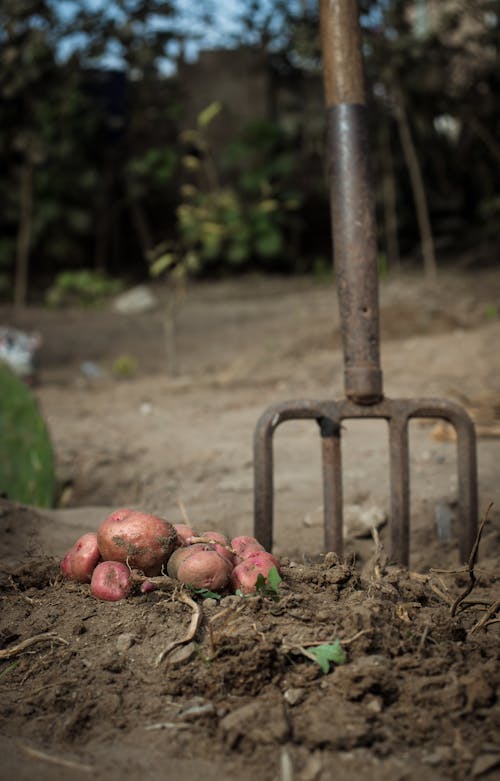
319 0 366 106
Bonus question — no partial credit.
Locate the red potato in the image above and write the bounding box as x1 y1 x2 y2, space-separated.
174 523 199 546
176 548 233 591
239 543 269 560
231 535 265 558
90 561 132 601
166 543 212 579
231 551 281 594
97 509 178 576
201 530 235 565
60 532 101 583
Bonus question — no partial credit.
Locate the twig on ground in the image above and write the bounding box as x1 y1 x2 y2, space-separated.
208 602 246 658
282 628 369 656
177 498 192 526
8 575 37 604
19 744 93 773
280 747 294 781
0 633 68 660
370 527 387 580
417 622 432 653
155 591 202 666
469 599 500 635
450 505 491 617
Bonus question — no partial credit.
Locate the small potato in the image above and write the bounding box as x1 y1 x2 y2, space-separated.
231 535 265 558
97 509 178 576
60 532 101 583
174 523 199 546
231 551 281 594
201 530 235 565
90 561 132 601
176 549 233 591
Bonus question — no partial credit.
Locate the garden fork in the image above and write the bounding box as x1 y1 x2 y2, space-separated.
253 0 478 566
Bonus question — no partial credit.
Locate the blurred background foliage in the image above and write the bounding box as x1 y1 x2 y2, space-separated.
0 0 499 305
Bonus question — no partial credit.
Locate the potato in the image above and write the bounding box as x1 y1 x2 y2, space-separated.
90 561 132 601
174 523 199 546
166 542 212 579
231 535 265 557
60 532 101 583
176 548 233 591
231 551 281 594
201 529 235 565
97 509 178 576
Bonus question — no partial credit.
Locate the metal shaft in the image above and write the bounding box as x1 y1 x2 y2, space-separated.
320 0 383 404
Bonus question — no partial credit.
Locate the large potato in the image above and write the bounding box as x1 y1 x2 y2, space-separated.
97 509 178 576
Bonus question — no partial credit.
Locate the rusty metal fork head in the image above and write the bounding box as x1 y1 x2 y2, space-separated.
252 0 478 566
254 396 477 566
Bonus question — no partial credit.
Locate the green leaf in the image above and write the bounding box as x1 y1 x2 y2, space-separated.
150 253 176 277
304 640 347 674
267 565 282 592
191 587 222 600
255 566 282 599
197 101 223 128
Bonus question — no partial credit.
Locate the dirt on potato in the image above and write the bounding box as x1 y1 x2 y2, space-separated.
1 269 500 780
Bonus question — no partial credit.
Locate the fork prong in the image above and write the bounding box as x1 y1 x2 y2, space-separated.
319 417 344 555
388 413 410 566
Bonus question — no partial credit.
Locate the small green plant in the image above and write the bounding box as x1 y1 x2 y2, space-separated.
485 304 498 320
299 640 347 673
0 363 55 507
112 354 138 379
255 565 282 599
46 270 122 308
190 587 222 601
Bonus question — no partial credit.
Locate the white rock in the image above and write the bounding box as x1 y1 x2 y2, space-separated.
344 504 387 539
112 285 158 314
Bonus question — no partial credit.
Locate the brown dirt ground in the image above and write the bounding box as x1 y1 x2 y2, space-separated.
1 268 500 781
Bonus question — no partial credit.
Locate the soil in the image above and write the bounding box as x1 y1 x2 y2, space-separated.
1 268 500 781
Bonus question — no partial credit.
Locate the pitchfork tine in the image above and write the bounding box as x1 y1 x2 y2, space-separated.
253 0 478 565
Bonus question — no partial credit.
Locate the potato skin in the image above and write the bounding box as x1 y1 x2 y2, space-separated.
97 509 178 576
166 543 212 579
60 532 101 583
231 535 265 557
91 561 131 601
176 549 232 591
201 530 235 565
231 551 281 594
174 523 199 546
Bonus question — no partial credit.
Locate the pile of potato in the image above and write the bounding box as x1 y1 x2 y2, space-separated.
60 509 281 601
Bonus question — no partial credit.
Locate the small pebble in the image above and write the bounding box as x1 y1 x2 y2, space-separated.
283 687 306 706
116 633 135 652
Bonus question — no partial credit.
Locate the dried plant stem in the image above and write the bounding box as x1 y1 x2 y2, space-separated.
450 505 491 617
469 599 500 635
20 744 92 773
155 592 202 666
0 633 68 660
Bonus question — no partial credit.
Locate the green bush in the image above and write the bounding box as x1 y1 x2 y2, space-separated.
45 269 123 308
0 363 56 507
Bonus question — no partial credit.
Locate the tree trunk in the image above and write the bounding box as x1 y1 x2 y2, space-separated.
128 196 154 264
14 162 34 309
394 91 437 280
